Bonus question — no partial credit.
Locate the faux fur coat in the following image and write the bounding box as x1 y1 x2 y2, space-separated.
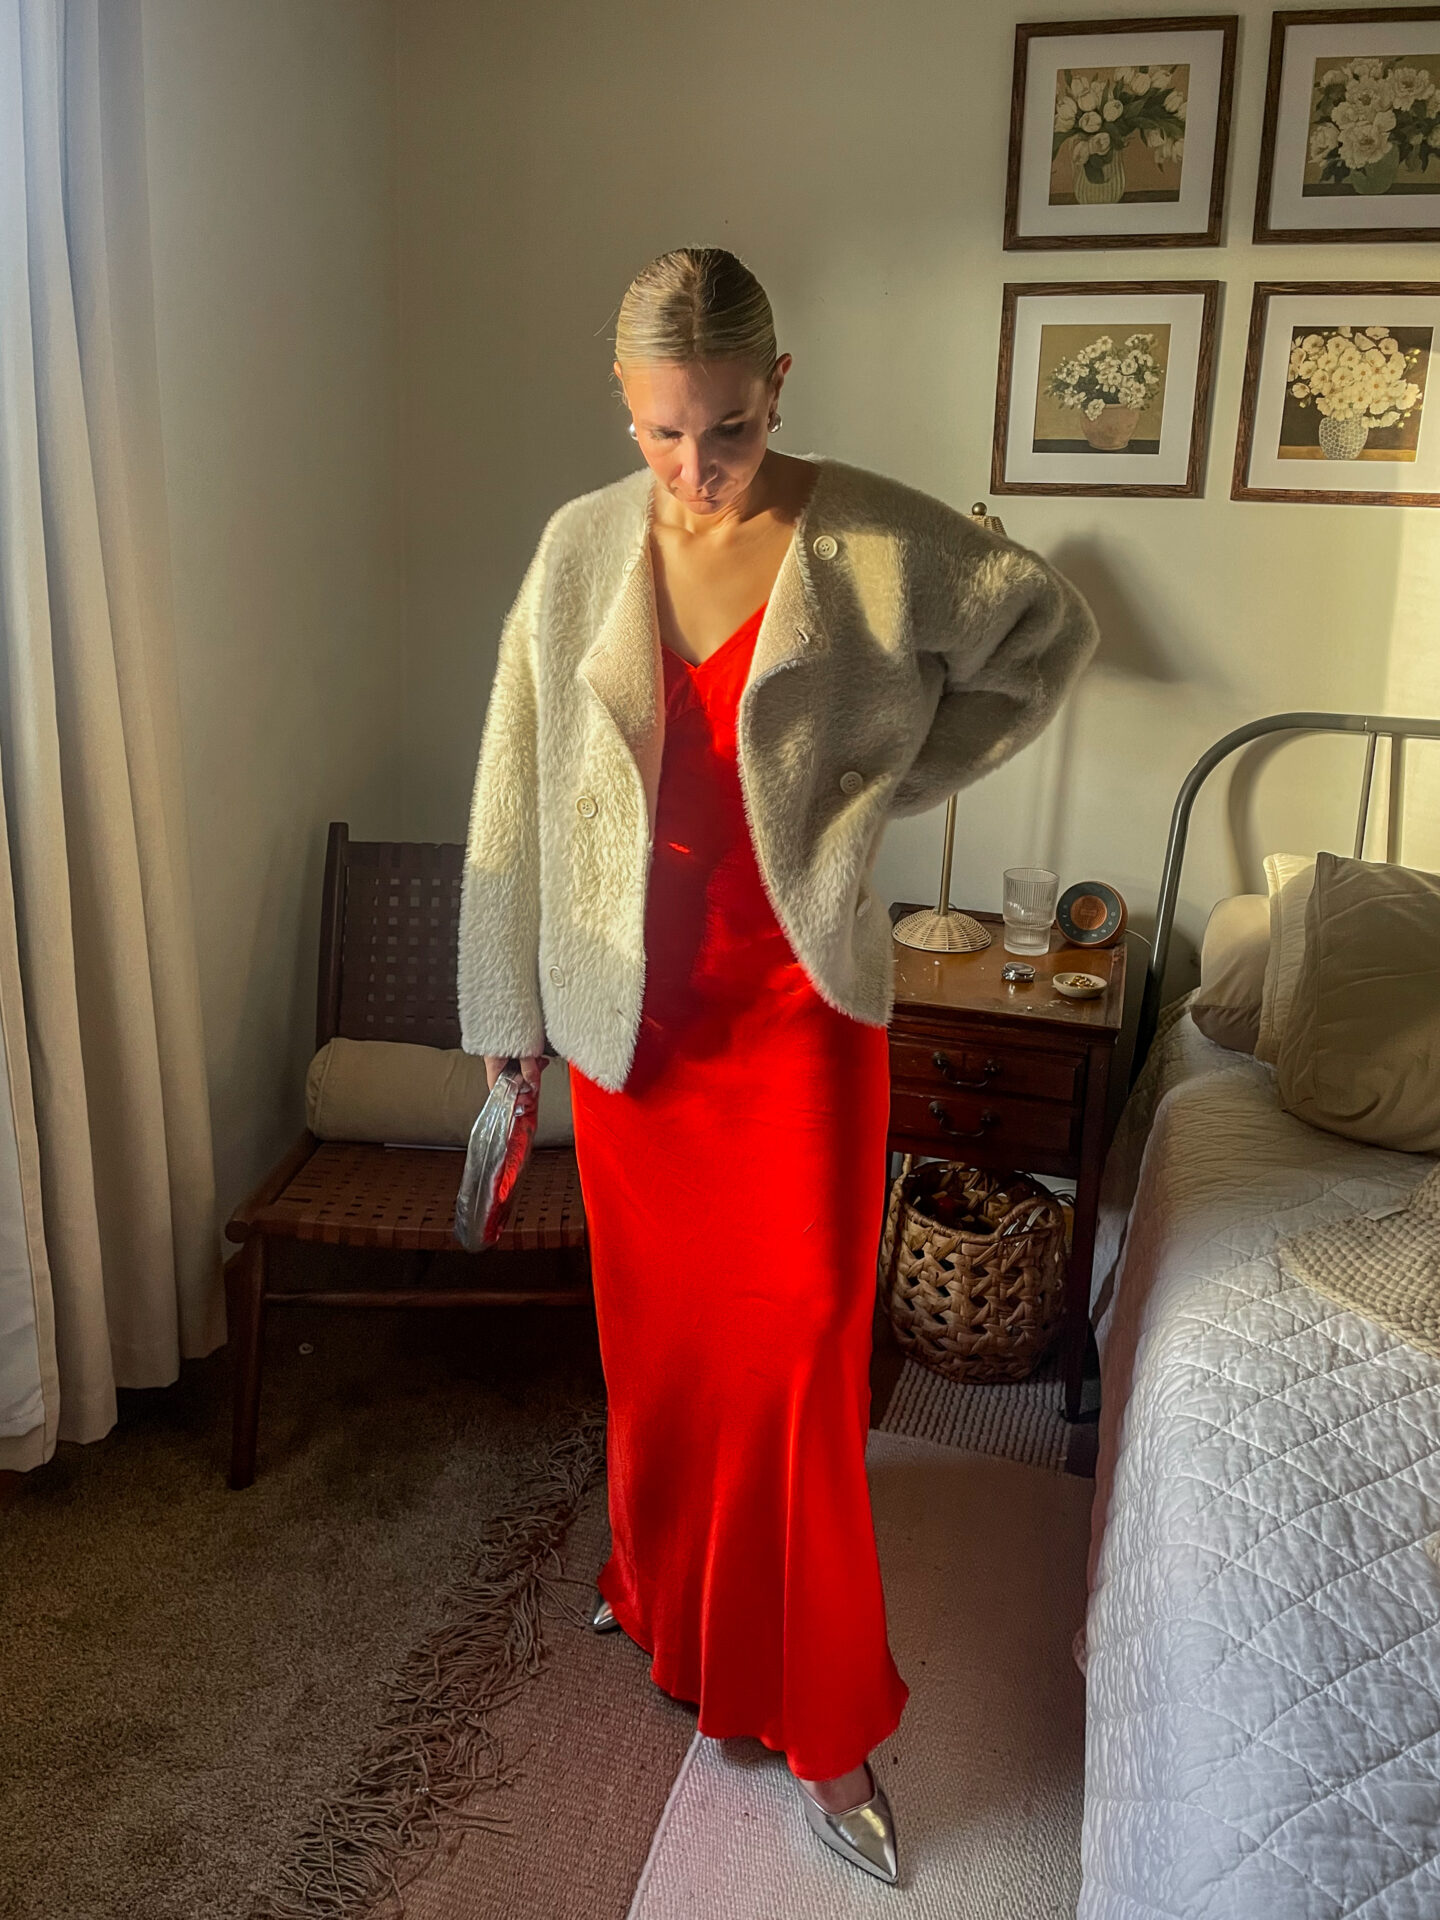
457 452 1100 1092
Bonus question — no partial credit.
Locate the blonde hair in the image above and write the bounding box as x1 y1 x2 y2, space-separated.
613 247 778 382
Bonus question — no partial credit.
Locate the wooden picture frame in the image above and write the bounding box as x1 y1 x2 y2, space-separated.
1232 281 1440 505
1254 8 1440 245
1004 15 1238 250
991 280 1221 498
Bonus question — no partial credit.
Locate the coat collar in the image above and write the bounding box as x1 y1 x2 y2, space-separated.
577 454 832 836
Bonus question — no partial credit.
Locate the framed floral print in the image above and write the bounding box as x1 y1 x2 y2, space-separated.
1004 16 1238 249
1232 282 1439 504
1254 8 1440 244
991 281 1220 497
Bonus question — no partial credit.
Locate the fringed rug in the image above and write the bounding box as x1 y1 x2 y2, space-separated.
391 1477 701 1920
624 1431 1091 1920
358 1328 1090 1919
251 1412 607 1919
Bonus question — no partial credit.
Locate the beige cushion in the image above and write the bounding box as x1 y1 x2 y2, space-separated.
1256 853 1317 1064
305 1037 574 1148
1191 893 1268 1053
1275 850 1440 1153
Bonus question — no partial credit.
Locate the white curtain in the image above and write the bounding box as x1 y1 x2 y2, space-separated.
0 0 222 1466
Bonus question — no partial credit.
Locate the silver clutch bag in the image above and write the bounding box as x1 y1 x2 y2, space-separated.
453 1060 541 1252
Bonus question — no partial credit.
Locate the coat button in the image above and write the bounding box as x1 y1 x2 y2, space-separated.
548 964 565 986
576 793 598 819
812 533 838 559
839 769 864 795
622 556 637 576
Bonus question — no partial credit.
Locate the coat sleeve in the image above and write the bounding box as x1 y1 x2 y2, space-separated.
886 514 1100 819
457 517 556 1060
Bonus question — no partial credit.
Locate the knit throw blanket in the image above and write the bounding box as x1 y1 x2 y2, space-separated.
1277 1160 1440 1360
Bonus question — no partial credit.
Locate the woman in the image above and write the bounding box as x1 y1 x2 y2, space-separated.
459 247 1099 1885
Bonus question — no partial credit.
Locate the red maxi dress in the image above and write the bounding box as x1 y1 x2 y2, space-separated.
567 599 910 1781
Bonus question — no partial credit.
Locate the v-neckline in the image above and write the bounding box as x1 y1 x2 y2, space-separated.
661 600 768 674
644 455 826 675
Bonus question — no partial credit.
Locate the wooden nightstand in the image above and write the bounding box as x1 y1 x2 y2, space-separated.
885 903 1127 1421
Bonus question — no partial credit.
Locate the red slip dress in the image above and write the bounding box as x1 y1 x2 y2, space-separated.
567 598 910 1782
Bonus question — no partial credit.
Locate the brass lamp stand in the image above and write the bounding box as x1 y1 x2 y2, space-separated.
892 502 1007 956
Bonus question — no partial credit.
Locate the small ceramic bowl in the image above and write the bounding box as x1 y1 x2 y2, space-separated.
1053 971 1107 1000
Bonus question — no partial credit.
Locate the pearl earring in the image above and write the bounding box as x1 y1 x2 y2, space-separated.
627 421 637 438
768 414 782 433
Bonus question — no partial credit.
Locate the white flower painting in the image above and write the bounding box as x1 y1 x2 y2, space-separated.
1007 20 1236 250
994 282 1216 496
1305 53 1440 196
1233 285 1440 506
1050 64 1190 204
1255 17 1440 244
1280 324 1429 461
1038 328 1169 452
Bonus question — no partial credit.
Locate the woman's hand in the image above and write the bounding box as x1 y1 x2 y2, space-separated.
483 1053 548 1093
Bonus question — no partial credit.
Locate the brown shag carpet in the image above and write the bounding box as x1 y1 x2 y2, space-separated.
0 1241 610 1920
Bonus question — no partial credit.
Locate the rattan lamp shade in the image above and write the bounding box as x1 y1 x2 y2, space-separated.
892 900 992 952
892 503 1007 956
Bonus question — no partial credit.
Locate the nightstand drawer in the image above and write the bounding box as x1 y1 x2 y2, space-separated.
890 1036 1081 1106
889 1086 1079 1161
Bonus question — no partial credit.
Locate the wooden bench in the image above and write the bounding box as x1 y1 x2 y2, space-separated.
224 821 588 1487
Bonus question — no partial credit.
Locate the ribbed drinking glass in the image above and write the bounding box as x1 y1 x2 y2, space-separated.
1002 866 1059 955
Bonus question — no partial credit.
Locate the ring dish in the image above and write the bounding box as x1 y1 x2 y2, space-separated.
1053 971 1107 999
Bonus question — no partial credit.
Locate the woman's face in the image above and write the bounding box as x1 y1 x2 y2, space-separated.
615 355 788 516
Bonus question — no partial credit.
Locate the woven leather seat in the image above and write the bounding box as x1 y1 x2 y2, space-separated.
240 1137 585 1252
223 822 589 1487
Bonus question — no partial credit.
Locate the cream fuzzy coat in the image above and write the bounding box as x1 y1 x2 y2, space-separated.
458 453 1099 1092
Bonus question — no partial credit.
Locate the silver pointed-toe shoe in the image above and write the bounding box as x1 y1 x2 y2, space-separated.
590 1589 620 1634
796 1763 899 1885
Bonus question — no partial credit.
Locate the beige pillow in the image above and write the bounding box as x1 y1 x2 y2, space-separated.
1255 853 1317 1064
305 1037 574 1148
1191 893 1269 1053
1276 850 1440 1153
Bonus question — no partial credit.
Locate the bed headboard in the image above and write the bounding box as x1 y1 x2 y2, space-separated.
1131 709 1440 1089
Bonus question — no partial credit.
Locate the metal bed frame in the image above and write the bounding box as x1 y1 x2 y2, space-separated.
1130 709 1440 1089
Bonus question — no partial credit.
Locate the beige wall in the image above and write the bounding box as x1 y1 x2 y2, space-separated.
141 0 400 1223
140 0 1440 1220
396 0 1439 1087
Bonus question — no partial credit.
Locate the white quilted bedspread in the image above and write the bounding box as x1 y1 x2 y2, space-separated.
1080 1001 1440 1919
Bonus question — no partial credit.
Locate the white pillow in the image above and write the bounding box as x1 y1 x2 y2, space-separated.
1255 854 1317 1065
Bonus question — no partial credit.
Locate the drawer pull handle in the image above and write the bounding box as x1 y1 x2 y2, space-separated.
932 1051 1001 1089
928 1101 998 1140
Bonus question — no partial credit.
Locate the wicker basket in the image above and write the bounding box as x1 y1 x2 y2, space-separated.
878 1155 1071 1384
